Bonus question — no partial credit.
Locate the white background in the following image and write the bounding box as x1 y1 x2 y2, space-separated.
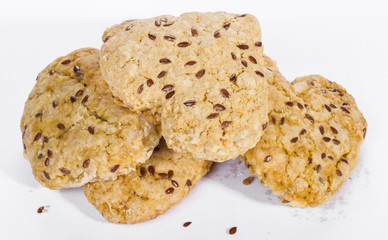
0 0 387 239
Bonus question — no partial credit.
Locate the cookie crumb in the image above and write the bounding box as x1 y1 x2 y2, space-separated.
243 176 254 185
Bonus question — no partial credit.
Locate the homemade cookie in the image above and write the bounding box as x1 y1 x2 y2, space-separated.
100 12 268 161
243 56 367 207
84 139 212 224
21 48 161 189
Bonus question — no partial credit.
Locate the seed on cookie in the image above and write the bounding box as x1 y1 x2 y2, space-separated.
297 102 304 110
336 170 343 176
330 103 337 109
83 159 90 168
220 89 230 98
324 104 331 112
148 166 155 176
43 136 48 142
207 113 219 119
47 149 53 158
158 71 167 78
363 128 367 138
140 167 146 177
166 91 175 99
165 187 174 194
341 159 349 164
110 165 120 173
262 122 268 130
81 95 89 104
168 170 174 179
160 18 167 22
305 113 314 123
159 58 171 64
285 101 294 107
214 30 221 38
73 65 80 72
271 116 276 125
231 52 237 60
103 36 110 43
185 61 196 66
237 44 249 49
214 104 226 111
70 96 76 103
158 173 168 179
52 100 58 108
126 25 133 31
75 90 84 97
148 33 156 40
183 100 196 106
332 139 340 145
330 127 338 134
60 168 71 175
171 180 179 187
249 56 257 64
221 121 232 128
321 153 326 159
316 164 322 173
196 69 205 79
49 70 55 75
255 41 262 47
230 74 237 81
178 42 190 47
328 156 334 160
300 129 307 135
290 137 298 143
341 106 350 114
147 79 154 87
162 84 174 92
322 137 331 142
43 171 50 179
280 117 285 125
319 126 325 135
137 84 144 94
37 154 43 159
241 60 248 67
164 34 176 41
61 59 71 65
57 123 65 130
88 126 95 134
319 177 325 184
191 27 198 37
255 71 264 77
186 179 192 186
155 20 161 27
35 113 42 118
223 22 231 30
264 155 272 162
44 158 49 166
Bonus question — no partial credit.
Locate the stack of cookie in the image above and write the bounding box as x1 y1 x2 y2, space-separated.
21 12 367 224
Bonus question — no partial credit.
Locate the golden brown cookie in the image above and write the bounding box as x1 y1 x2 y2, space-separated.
100 12 268 162
84 139 212 224
21 48 161 189
243 56 367 207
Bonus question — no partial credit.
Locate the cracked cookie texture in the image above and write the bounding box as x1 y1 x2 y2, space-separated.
100 12 268 161
21 48 161 189
242 56 367 207
84 139 212 224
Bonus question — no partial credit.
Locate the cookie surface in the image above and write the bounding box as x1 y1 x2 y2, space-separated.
21 48 161 189
243 56 367 207
101 12 268 161
84 139 212 224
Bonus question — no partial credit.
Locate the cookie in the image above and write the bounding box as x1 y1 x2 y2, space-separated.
100 12 269 161
242 56 367 207
21 48 161 189
84 139 212 224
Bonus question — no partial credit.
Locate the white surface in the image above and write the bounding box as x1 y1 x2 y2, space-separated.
0 0 387 239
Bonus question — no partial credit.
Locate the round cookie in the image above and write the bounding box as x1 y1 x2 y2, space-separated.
100 12 269 161
84 139 212 224
21 48 161 189
242 56 367 207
